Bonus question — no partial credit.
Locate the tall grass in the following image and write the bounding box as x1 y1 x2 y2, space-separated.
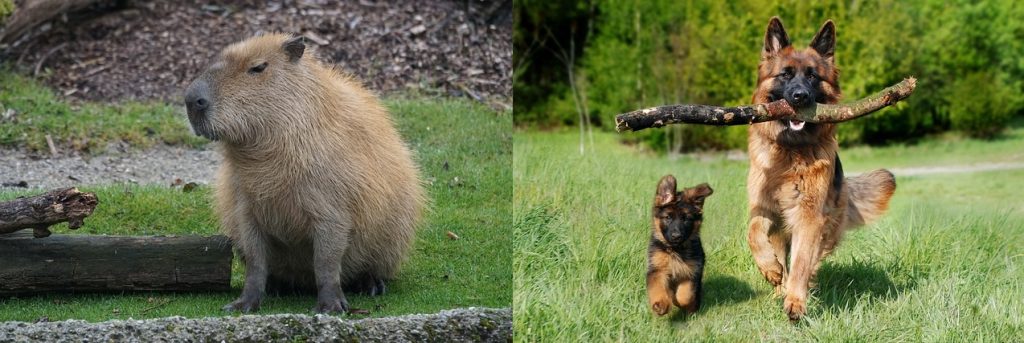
514 129 1024 341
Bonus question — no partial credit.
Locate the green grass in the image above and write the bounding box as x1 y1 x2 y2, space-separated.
0 97 511 322
514 128 1024 341
0 69 206 153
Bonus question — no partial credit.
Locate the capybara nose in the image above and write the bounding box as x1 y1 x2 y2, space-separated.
185 93 209 116
184 80 211 117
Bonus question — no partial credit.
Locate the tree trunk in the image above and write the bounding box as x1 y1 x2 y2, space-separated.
0 233 233 295
0 0 105 44
0 187 99 238
615 77 917 132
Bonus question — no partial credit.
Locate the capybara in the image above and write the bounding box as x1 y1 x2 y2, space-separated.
184 33 425 313
646 175 712 316
747 17 896 320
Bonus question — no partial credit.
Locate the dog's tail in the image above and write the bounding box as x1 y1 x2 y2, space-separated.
843 169 897 229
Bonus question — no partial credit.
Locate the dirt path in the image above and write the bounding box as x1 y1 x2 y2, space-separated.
0 146 220 189
3 145 1022 191
854 162 1024 177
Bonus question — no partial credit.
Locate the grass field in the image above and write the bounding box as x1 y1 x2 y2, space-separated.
0 94 512 322
513 127 1024 341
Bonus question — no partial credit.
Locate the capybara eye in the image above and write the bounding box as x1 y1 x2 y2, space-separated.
248 62 268 74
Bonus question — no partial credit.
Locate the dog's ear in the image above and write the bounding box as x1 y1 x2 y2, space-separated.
683 183 714 209
763 16 791 60
655 175 678 207
810 20 836 63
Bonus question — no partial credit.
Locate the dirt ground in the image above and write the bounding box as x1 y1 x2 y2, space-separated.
3 0 511 106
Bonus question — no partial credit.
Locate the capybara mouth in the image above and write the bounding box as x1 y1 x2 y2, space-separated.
186 113 219 141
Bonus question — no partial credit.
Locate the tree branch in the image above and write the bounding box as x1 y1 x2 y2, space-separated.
615 77 917 132
0 187 99 238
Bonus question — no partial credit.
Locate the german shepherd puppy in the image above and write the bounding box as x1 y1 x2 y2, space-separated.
747 17 897 321
647 175 713 316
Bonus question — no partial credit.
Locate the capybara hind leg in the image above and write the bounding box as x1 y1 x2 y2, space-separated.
346 272 387 296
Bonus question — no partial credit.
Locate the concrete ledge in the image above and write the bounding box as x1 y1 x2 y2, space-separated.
0 307 511 342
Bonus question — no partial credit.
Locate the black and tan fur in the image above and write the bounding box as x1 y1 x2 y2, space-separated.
747 17 896 321
647 175 713 316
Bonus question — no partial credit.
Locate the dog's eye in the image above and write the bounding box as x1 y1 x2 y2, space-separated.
248 62 268 74
779 68 794 79
806 68 818 79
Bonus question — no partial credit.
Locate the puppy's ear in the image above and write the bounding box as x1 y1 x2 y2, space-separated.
810 20 836 63
763 16 791 60
655 175 678 207
683 183 714 208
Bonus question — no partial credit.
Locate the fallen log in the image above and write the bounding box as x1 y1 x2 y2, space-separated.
0 0 106 44
0 187 99 238
0 233 232 295
615 77 916 132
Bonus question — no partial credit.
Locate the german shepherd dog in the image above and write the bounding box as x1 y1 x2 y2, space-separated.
647 175 713 316
747 17 896 321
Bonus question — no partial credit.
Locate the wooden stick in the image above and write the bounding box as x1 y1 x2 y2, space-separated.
615 77 917 132
0 233 233 294
0 187 99 238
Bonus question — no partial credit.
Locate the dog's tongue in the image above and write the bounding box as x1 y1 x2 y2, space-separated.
788 120 805 131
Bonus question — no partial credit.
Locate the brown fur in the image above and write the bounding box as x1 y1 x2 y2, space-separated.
746 18 896 320
647 175 712 316
186 34 425 313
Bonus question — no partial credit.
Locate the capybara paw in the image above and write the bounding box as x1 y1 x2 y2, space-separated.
314 295 350 314
651 299 671 316
348 275 387 296
222 297 261 313
783 295 806 321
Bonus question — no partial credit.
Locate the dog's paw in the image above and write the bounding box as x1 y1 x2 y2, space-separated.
783 295 806 321
762 269 783 287
651 299 671 316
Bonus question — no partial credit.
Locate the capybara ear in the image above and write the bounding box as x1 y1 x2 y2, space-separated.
683 183 714 208
810 20 836 62
763 16 791 60
655 175 678 207
282 36 306 63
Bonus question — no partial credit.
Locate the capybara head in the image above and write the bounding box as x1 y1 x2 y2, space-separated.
754 17 841 145
652 175 713 246
184 34 313 143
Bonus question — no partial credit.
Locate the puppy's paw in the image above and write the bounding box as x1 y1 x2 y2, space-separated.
651 299 671 316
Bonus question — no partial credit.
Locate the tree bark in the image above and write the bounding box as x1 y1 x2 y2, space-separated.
615 77 917 132
0 0 105 44
0 233 233 294
0 187 99 238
